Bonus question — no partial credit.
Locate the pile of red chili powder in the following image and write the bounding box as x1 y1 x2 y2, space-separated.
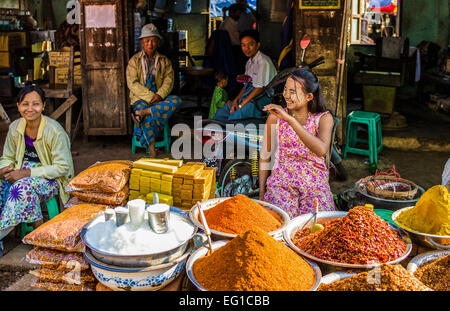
292 205 407 265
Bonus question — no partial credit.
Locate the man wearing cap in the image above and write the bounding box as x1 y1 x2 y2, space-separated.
126 23 181 157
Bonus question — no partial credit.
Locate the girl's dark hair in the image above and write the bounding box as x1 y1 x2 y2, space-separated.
17 81 46 104
290 69 328 114
214 70 228 84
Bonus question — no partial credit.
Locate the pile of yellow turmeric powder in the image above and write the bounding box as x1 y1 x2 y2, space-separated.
395 185 450 236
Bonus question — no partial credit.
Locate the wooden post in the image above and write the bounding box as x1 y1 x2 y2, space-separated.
335 0 352 145
294 0 349 144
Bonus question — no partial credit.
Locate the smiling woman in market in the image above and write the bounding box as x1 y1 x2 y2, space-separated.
259 69 336 218
0 83 74 243
126 23 181 158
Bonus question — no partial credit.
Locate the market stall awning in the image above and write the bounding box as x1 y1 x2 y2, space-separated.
368 0 397 14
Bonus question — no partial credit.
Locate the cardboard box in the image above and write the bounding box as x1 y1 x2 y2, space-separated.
0 51 10 68
54 67 81 85
49 50 81 67
0 33 26 52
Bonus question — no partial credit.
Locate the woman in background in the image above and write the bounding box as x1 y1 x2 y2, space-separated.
0 83 74 244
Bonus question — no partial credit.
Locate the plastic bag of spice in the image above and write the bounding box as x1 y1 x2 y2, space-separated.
22 204 107 252
70 186 129 206
30 267 96 284
66 160 132 193
25 247 90 271
31 279 96 291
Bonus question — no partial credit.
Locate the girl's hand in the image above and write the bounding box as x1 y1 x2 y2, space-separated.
0 164 13 179
263 104 292 122
4 169 30 183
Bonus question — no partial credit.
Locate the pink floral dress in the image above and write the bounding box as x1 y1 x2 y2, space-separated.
263 111 336 218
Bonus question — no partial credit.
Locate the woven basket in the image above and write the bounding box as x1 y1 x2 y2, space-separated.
363 175 418 200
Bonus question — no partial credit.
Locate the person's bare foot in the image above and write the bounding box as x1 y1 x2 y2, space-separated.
149 143 157 158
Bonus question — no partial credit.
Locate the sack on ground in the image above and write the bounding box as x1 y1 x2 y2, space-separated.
31 279 96 291
26 247 90 271
30 267 96 284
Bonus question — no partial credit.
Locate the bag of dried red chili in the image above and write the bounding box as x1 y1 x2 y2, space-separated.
292 205 408 265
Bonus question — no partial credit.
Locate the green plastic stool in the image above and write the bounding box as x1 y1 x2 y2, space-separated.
342 110 382 165
132 121 171 154
20 197 60 238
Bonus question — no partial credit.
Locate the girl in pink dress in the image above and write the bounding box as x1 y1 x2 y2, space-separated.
259 68 336 218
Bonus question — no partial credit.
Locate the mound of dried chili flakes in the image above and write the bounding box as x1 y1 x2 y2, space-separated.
292 205 407 265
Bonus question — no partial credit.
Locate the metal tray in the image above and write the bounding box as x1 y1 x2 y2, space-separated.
407 250 450 274
283 211 412 269
80 206 198 268
185 240 322 291
189 197 290 241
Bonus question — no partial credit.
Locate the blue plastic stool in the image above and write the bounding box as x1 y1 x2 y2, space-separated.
21 197 60 238
132 122 171 154
342 110 382 165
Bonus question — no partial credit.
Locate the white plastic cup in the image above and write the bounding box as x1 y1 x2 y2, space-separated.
127 199 146 228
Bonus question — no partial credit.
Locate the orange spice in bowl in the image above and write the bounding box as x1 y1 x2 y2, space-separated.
192 227 316 291
203 194 281 235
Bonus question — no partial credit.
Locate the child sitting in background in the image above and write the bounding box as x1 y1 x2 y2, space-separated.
209 71 230 119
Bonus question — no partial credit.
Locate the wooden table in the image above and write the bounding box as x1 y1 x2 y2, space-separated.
180 66 214 115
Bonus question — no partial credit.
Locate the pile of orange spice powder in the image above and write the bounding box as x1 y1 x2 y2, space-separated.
192 227 316 291
203 194 282 235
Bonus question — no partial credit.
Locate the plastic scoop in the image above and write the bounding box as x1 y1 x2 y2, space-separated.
300 34 311 62
197 201 214 256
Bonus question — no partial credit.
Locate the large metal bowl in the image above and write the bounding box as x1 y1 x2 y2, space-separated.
84 245 191 291
320 271 356 286
80 206 198 268
407 250 450 275
283 211 413 269
185 240 322 291
392 206 450 250
189 197 290 241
